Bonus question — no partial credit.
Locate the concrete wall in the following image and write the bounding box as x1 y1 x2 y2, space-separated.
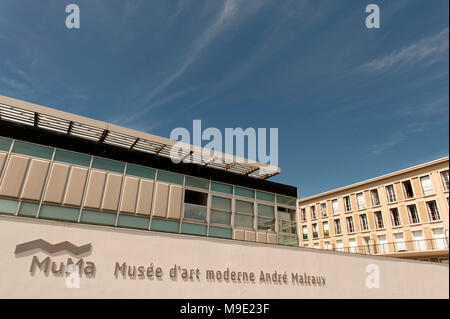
0 215 448 299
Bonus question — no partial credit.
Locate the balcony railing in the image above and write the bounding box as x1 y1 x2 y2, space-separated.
332 237 449 255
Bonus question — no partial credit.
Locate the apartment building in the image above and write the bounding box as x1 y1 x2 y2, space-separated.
298 157 449 263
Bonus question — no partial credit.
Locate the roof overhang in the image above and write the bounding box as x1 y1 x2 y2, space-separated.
0 95 280 179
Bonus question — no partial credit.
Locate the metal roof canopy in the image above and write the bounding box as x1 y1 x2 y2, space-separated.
0 95 280 179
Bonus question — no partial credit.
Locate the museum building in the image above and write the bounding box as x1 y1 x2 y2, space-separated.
0 95 299 246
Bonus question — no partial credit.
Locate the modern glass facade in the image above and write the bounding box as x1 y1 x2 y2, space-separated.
0 136 299 246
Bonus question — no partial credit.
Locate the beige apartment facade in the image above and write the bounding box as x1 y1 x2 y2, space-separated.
298 158 449 263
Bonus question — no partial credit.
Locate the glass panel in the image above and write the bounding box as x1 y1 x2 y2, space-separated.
0 198 19 214
184 204 207 221
126 164 155 179
235 200 253 214
208 226 232 239
278 235 298 246
257 217 275 231
234 213 253 228
256 191 275 202
39 205 79 222
211 182 233 194
211 196 231 211
53 149 91 167
184 190 208 206
181 222 207 236
210 210 231 225
80 209 116 226
150 218 179 233
157 170 183 185
276 195 296 206
12 141 53 160
420 176 434 195
185 176 209 190
0 137 12 151
91 157 125 173
235 186 254 199
279 220 297 234
258 204 274 217
18 202 39 217
117 214 149 230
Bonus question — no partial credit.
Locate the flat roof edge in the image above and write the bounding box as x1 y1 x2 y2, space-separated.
299 156 449 202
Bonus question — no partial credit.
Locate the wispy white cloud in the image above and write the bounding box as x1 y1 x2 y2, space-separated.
137 0 269 111
110 85 199 128
370 122 428 155
361 27 449 71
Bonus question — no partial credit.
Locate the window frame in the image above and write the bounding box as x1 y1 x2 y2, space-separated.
401 179 415 200
419 174 434 196
426 200 441 222
370 188 381 206
389 207 402 227
359 213 369 231
373 211 384 229
346 216 355 233
407 204 420 225
439 170 449 192
385 184 397 203
343 196 352 212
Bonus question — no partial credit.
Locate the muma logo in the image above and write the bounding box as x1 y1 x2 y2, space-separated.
14 239 96 288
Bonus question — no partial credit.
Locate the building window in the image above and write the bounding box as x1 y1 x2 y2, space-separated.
332 199 339 215
257 204 275 231
343 196 352 212
356 193 366 210
370 189 380 206
313 242 320 249
432 228 448 250
210 196 232 226
300 208 307 222
386 185 397 203
407 204 420 224
312 223 318 238
325 242 331 250
320 203 327 217
402 180 414 199
348 238 357 253
310 205 317 219
374 211 384 229
359 214 369 231
278 207 297 234
346 216 355 233
184 190 208 221
420 175 434 195
336 240 344 252
334 219 342 235
377 234 389 254
323 221 329 237
441 170 449 192
302 225 308 240
426 201 441 221
235 200 254 229
390 208 401 227
394 233 407 252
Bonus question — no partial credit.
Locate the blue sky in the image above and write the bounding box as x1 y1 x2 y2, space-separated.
0 0 448 198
